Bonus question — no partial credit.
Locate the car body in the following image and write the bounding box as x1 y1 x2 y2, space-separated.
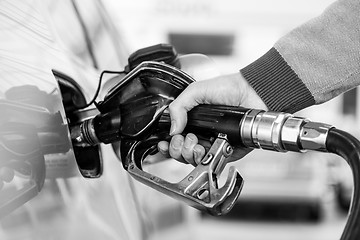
0 1 192 239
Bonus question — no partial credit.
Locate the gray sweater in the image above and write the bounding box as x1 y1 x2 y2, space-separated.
240 0 360 113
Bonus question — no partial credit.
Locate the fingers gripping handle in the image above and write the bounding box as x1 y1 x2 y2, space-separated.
124 134 244 216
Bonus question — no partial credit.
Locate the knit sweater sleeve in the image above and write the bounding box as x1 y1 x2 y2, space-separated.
240 0 360 114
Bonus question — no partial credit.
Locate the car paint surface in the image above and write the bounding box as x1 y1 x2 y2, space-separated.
0 1 189 239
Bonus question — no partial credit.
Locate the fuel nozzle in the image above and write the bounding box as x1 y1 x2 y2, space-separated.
69 56 335 156
68 59 335 217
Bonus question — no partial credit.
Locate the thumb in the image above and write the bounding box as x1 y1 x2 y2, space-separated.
168 83 204 135
168 106 187 136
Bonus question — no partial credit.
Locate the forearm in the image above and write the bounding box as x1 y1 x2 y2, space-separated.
240 0 360 113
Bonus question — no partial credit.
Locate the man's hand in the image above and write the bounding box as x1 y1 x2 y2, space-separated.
157 70 268 165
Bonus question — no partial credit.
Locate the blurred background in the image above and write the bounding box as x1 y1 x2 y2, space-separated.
1 0 357 240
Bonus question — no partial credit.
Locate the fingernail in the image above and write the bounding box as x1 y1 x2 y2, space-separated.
169 120 177 135
184 135 194 149
171 138 183 150
157 145 165 155
193 146 204 164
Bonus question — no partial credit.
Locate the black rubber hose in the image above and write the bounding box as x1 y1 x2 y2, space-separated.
326 128 360 240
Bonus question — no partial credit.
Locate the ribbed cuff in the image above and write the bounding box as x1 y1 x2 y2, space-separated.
240 48 315 113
